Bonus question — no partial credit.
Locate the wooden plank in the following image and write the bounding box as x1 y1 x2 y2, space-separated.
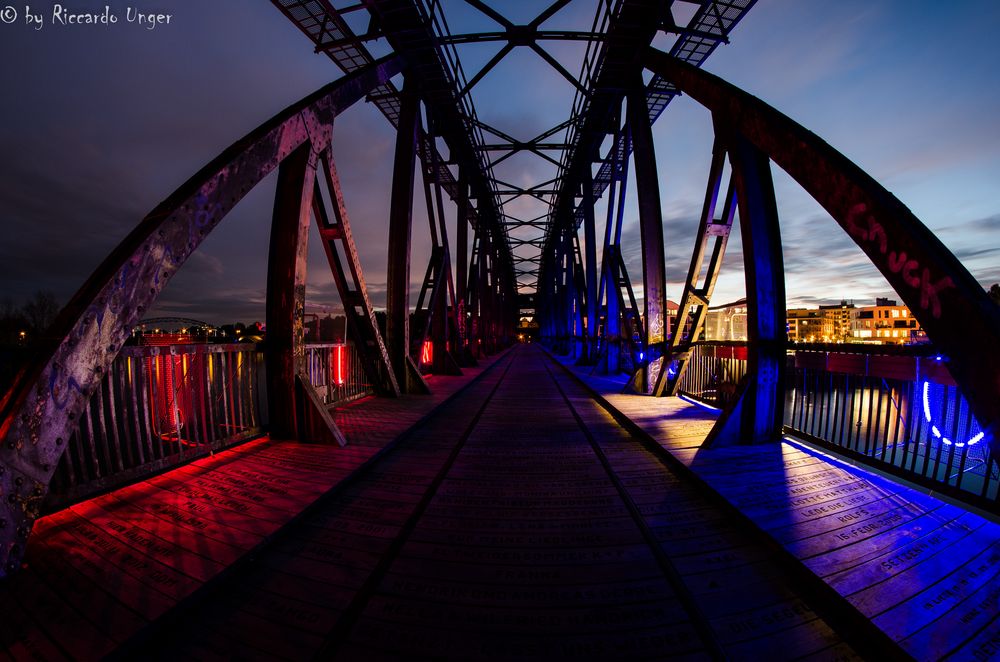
68 499 228 583
871 540 1000 646
808 506 979 582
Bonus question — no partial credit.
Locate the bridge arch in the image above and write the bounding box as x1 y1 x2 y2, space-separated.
628 47 1000 452
0 57 416 575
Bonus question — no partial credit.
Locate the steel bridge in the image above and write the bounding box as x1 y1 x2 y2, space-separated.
1 1 999 659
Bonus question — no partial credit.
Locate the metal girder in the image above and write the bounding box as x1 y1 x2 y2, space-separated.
386 81 429 394
702 124 786 446
540 1 757 318
646 47 1000 452
273 0 515 319
266 143 318 441
581 164 598 363
415 139 463 375
0 56 403 577
312 147 400 397
361 0 515 294
627 85 668 395
660 134 737 395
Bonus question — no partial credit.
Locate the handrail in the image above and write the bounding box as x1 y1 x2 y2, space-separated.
677 342 998 513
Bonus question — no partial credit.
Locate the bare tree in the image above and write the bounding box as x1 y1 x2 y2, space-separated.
21 291 60 334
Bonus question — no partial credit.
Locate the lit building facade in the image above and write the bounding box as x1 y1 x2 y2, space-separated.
787 308 831 343
818 300 855 342
849 297 923 344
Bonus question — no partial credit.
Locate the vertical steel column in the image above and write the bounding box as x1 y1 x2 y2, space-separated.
265 143 316 440
456 169 471 362
478 231 491 354
565 227 582 358
704 124 786 446
627 87 668 393
386 80 420 393
599 243 618 374
598 126 626 375
582 168 598 364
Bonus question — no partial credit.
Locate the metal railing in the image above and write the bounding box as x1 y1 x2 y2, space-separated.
678 342 998 511
48 343 266 511
676 341 749 408
303 342 375 405
47 340 378 512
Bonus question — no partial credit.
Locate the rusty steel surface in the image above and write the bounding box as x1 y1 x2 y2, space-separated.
386 82 420 393
266 144 319 441
645 47 1000 455
0 56 402 576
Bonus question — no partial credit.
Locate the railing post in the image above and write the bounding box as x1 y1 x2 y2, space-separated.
265 142 316 440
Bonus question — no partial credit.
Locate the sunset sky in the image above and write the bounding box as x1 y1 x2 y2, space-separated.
0 0 997 324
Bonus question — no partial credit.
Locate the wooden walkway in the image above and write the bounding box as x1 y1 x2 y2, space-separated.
0 353 506 660
558 353 1000 661
10 344 998 659
118 344 852 660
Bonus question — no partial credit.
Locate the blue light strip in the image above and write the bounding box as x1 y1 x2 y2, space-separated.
922 380 984 448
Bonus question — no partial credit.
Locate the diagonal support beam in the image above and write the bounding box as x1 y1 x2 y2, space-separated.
313 146 400 397
660 133 737 395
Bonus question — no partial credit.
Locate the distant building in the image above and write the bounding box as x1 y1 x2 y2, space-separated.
849 298 923 344
786 308 830 343
703 298 747 341
818 300 855 342
784 298 925 345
